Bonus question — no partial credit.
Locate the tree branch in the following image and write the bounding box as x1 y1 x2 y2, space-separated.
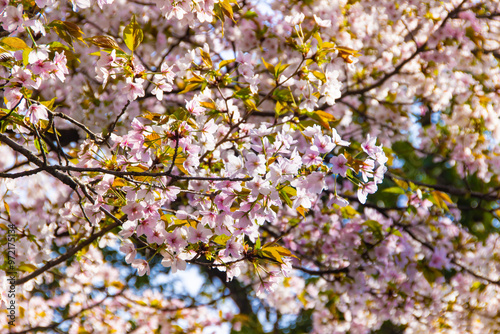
15 218 121 286
0 133 78 189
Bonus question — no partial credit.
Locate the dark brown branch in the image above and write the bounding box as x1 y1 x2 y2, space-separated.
0 133 78 189
54 165 252 181
0 167 43 178
53 111 104 142
0 97 25 123
15 219 121 285
102 100 130 144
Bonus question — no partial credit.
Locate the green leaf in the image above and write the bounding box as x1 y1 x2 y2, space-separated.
280 189 293 208
341 205 359 218
3 200 10 217
40 97 57 110
262 248 285 264
275 100 286 116
419 263 442 285
199 48 213 67
49 21 76 47
213 234 230 246
255 237 261 250
382 187 406 194
243 98 257 111
219 58 235 70
233 86 252 99
261 244 298 263
393 178 409 190
144 133 161 148
199 101 216 110
364 220 383 239
0 37 30 51
261 57 275 73
390 229 403 238
18 263 38 272
315 110 336 121
282 185 297 197
308 110 336 130
220 0 236 22
274 62 290 79
431 191 449 210
312 70 326 81
22 48 31 66
86 35 122 50
242 10 258 19
61 21 84 39
123 15 144 52
178 83 200 94
296 206 308 218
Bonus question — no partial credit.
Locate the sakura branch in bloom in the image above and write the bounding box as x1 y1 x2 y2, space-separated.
1 0 500 333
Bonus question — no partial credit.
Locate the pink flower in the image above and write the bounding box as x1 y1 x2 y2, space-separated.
360 159 375 182
165 229 187 252
163 186 181 202
28 45 49 64
120 239 136 264
256 274 279 296
246 74 259 94
299 94 318 112
305 172 327 194
166 4 186 20
2 5 24 32
152 81 173 101
119 220 137 238
327 193 349 207
157 63 175 82
185 99 204 115
136 217 155 237
146 225 167 245
4 88 23 110
215 180 243 193
361 134 387 165
361 134 378 157
313 134 335 154
245 152 267 176
302 147 323 166
200 210 218 229
124 77 145 101
161 251 187 273
96 49 117 85
122 201 146 221
314 15 331 28
330 154 349 177
285 12 305 26
247 177 272 196
222 237 244 258
12 66 36 88
293 188 312 209
187 225 212 243
357 181 378 204
429 247 450 270
52 51 69 82
131 259 150 276
27 104 48 124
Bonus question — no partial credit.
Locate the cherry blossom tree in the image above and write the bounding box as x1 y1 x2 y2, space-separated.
1 0 500 333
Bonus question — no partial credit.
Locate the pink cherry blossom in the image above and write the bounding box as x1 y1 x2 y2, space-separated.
27 104 48 124
330 154 349 177
131 259 150 276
